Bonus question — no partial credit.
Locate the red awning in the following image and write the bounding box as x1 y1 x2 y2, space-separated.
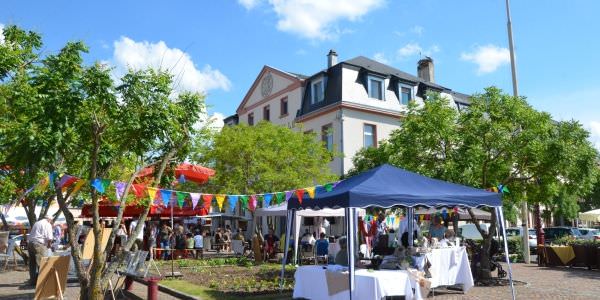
136 163 215 184
81 203 209 218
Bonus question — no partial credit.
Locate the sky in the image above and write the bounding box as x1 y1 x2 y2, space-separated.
2 0 599 148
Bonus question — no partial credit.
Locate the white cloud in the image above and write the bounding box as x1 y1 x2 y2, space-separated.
111 36 231 93
246 0 384 40
588 121 600 150
460 44 510 75
410 25 424 36
396 43 439 60
238 0 262 10
209 112 225 130
373 52 389 64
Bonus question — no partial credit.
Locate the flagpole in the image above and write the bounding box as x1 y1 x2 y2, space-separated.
505 0 530 265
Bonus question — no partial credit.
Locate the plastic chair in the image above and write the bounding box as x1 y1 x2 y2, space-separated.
0 239 17 270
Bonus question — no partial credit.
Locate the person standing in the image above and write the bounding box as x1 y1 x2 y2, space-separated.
158 223 172 260
129 218 145 251
28 215 54 284
428 216 446 241
52 222 62 251
193 230 204 259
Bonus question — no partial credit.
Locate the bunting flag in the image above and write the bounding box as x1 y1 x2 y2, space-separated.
228 195 239 212
147 187 158 202
248 195 257 211
71 179 86 195
176 191 188 208
324 183 333 192
263 193 272 207
333 181 341 189
306 187 316 199
419 215 424 222
91 178 111 194
216 194 226 210
202 194 213 209
275 192 285 205
285 191 293 202
49 171 58 187
442 209 447 219
240 195 249 209
160 189 172 206
190 193 201 209
132 184 146 198
491 187 498 193
58 175 79 189
37 177 49 193
295 189 305 204
114 182 127 200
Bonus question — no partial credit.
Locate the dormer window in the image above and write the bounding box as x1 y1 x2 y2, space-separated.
367 75 385 100
398 83 413 105
311 79 325 104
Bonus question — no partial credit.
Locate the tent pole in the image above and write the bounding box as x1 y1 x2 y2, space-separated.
346 207 355 300
496 207 516 300
407 207 414 248
293 212 299 265
280 209 293 291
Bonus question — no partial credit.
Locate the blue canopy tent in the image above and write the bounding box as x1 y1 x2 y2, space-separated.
280 164 516 300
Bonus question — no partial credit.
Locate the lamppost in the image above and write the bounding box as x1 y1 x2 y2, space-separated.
505 0 531 264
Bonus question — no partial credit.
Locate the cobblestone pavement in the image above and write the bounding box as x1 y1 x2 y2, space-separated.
0 266 181 300
433 263 600 300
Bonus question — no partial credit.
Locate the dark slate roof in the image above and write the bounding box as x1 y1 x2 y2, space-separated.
288 72 309 80
294 56 470 118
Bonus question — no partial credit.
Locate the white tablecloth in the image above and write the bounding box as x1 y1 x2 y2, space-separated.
328 242 340 257
293 265 422 300
424 246 473 291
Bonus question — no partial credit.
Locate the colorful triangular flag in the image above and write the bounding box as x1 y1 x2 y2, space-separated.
202 194 213 209
275 192 285 204
216 194 226 211
114 182 126 200
228 195 238 212
285 191 293 202
160 189 172 206
295 189 305 204
324 183 333 192
306 187 316 199
263 193 272 207
240 195 249 209
190 193 200 209
176 191 188 208
58 175 78 189
147 187 158 201
249 195 257 211
70 179 86 195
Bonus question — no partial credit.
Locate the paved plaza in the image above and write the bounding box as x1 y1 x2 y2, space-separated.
0 262 599 299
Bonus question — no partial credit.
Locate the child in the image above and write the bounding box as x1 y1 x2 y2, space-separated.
186 232 195 258
193 230 204 259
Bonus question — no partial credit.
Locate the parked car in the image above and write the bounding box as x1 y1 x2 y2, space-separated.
543 227 582 244
577 228 600 241
506 227 537 251
458 223 490 240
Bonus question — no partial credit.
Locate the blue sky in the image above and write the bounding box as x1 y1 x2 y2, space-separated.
2 0 599 147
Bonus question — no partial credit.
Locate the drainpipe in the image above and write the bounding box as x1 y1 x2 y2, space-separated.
339 110 345 176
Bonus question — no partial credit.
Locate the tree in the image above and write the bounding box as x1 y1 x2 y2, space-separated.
0 25 208 298
350 87 598 279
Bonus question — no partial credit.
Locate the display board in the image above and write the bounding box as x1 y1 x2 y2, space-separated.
35 255 70 300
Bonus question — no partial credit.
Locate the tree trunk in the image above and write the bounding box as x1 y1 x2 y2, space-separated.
468 208 498 280
0 213 8 231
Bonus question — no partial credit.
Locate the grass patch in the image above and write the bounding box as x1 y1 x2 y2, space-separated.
161 279 291 300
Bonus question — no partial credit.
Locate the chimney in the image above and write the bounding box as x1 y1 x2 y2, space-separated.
417 56 434 83
327 49 338 68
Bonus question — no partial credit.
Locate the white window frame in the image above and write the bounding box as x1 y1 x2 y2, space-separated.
398 83 414 105
363 123 376 148
311 78 325 104
367 75 385 100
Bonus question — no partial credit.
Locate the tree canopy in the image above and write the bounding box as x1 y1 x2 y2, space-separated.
350 87 598 278
198 121 338 195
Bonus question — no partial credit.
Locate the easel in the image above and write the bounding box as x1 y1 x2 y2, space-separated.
35 256 70 300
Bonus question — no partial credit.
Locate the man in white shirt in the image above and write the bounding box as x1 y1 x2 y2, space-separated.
28 215 54 283
396 216 421 247
129 219 145 251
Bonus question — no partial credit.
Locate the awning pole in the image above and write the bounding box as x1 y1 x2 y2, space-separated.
279 209 293 291
496 207 516 300
346 207 356 300
407 207 414 248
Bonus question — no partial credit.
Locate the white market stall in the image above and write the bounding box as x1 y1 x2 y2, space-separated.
579 208 600 223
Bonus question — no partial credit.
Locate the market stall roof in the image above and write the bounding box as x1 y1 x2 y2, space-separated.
136 163 215 184
80 203 208 218
579 208 600 222
255 203 348 217
414 207 492 221
197 212 250 220
288 164 502 210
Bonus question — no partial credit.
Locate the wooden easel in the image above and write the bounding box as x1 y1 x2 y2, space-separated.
35 256 70 300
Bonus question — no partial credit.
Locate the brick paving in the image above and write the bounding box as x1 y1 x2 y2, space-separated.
433 263 600 300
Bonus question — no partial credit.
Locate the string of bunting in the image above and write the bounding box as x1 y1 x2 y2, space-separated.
27 171 342 211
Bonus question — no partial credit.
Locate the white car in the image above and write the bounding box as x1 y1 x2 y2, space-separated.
506 227 537 251
578 228 600 241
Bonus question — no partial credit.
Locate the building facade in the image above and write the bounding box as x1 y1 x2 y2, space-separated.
226 51 470 176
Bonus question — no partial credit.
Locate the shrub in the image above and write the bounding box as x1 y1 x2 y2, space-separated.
506 237 524 262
